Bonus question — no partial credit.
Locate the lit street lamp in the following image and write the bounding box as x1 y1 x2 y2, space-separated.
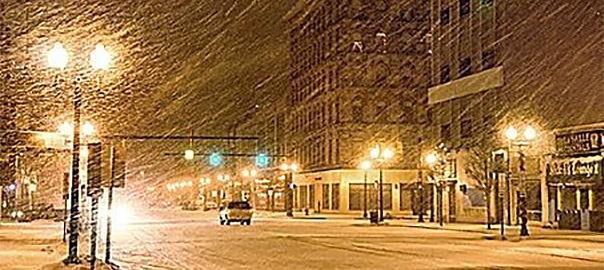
360 160 371 218
369 144 394 222
48 41 111 265
425 151 445 226
280 162 298 217
505 125 537 237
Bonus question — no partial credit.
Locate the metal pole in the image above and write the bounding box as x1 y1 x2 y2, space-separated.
363 171 367 218
438 183 443 226
418 139 424 222
286 172 293 217
65 78 81 264
379 168 384 222
506 144 512 226
519 150 529 237
430 183 435 222
104 146 115 263
63 195 67 242
90 195 99 270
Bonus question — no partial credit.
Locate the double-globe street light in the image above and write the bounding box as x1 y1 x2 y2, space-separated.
425 148 447 227
504 125 537 237
48 42 111 264
280 162 298 217
369 145 394 222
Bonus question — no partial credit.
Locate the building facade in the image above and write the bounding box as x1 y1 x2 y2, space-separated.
286 0 431 215
426 0 603 227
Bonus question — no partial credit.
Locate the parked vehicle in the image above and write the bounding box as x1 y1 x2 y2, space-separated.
219 201 253 225
204 201 218 211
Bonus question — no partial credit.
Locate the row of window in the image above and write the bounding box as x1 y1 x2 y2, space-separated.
291 68 339 105
292 102 339 133
440 0 494 25
298 137 340 169
439 50 496 83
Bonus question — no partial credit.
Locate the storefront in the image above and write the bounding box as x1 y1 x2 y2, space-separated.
544 126 603 231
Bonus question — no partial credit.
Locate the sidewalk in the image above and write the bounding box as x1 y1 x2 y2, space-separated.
257 211 604 243
0 221 65 270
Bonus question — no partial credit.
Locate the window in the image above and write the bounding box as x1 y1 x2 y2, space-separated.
481 0 493 7
440 65 450 83
441 123 451 142
482 49 496 70
352 98 363 122
400 101 414 124
460 0 470 17
459 57 471 77
375 101 387 122
460 119 472 138
440 7 450 25
331 184 340 210
349 184 364 210
335 139 340 163
322 184 330 210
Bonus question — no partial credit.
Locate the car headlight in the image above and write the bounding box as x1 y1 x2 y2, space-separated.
17 211 24 218
10 211 17 218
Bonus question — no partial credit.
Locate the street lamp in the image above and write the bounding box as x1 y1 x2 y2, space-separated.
360 160 371 218
425 151 445 226
47 41 112 265
369 144 394 222
184 149 194 160
505 125 537 237
48 42 68 69
280 161 298 217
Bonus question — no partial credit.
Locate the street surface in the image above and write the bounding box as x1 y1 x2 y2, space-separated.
2 210 603 270
108 210 604 270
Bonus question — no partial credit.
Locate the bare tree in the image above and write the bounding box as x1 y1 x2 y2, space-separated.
465 142 495 229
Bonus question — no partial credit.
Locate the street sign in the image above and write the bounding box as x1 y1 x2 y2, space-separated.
87 143 103 195
113 160 126 188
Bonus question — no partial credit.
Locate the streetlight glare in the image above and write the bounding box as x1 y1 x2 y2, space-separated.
242 169 250 177
59 122 73 136
505 126 518 140
90 43 111 70
280 163 289 171
370 146 380 159
184 149 194 160
524 126 537 141
382 148 394 159
360 160 371 170
250 169 257 177
82 122 95 136
425 153 437 165
290 163 299 172
48 42 68 69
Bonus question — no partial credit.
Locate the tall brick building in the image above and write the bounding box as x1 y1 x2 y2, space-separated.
286 0 431 214
426 0 603 228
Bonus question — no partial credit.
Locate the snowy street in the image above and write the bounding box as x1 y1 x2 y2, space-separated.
2 210 604 269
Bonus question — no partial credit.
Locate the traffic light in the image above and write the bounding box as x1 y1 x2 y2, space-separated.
255 153 269 168
209 152 222 167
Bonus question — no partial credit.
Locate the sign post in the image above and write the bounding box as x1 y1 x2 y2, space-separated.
87 143 102 270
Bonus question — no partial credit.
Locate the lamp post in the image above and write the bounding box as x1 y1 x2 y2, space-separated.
369 144 394 222
426 151 446 226
241 168 257 202
48 42 111 265
360 160 371 218
505 125 536 237
280 162 298 217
